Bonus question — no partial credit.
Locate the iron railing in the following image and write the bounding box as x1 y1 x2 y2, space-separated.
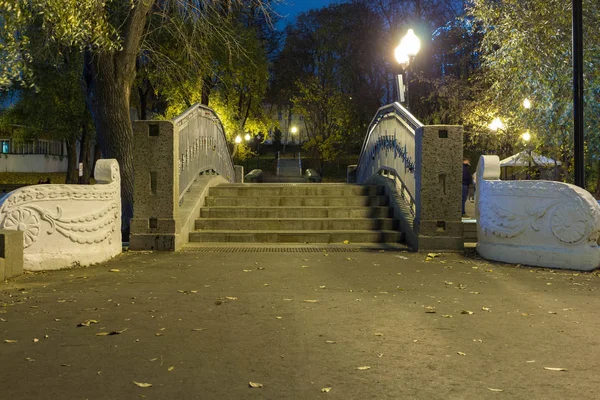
173 104 235 202
355 102 423 214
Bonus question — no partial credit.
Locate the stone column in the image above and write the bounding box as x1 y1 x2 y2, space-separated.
130 121 182 251
414 125 464 251
0 230 23 280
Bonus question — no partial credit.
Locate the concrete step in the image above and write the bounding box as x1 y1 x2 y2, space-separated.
204 196 388 207
211 184 383 197
195 218 397 231
200 206 392 219
188 230 404 244
463 220 477 241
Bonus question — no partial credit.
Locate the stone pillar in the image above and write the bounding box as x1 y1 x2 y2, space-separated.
0 230 23 280
130 121 182 251
414 125 464 251
234 165 244 183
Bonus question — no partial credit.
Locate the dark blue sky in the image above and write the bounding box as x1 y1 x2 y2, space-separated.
275 0 334 25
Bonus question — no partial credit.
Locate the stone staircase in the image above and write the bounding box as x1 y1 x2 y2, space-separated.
189 183 405 244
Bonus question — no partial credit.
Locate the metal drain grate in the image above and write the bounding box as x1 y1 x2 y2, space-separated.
181 245 407 253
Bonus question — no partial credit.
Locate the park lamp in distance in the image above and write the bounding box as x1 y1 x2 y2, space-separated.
244 133 251 141
488 117 505 132
291 126 298 134
523 98 532 109
522 131 531 142
394 29 421 67
235 135 242 144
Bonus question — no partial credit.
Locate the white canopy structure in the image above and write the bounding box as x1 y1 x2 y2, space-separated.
499 151 561 167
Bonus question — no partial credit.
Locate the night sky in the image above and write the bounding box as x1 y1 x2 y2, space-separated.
275 0 334 25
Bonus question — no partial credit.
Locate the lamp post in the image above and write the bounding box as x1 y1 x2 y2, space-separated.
522 131 532 179
394 29 421 109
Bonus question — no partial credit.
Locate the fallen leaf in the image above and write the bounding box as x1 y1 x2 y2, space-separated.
346 258 352 261
96 328 127 336
395 255 409 260
168 366 174 372
243 269 252 272
4 339 17 343
461 310 474 315
33 338 39 343
248 381 263 388
77 319 99 327
133 381 152 388
526 360 536 363
544 367 567 371
276 316 283 320
356 366 371 370
192 328 205 331
325 340 336 344
377 353 384 358
425 306 436 313
303 300 318 303
319 286 326 289
302 265 309 268
109 269 120 273
225 296 238 300
155 333 163 337
548 311 557 314
321 387 332 393
343 240 350 244
457 351 466 356
470 291 480 295
482 307 491 312
427 253 440 258
444 281 453 285
283 298 293 301
25 357 35 362
488 388 504 392
374 333 384 336
442 314 453 318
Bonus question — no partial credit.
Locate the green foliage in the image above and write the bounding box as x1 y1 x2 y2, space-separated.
292 76 354 167
465 0 600 173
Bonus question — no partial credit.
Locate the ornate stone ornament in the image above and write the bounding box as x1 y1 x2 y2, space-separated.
0 159 122 270
475 155 600 271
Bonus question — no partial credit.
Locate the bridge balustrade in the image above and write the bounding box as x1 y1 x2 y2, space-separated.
130 104 235 251
353 102 464 251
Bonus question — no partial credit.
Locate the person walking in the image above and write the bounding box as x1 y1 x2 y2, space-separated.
462 158 473 217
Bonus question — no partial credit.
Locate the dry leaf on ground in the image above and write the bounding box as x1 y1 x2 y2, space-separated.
461 310 474 315
374 333 384 336
343 240 350 244
325 340 336 344
4 339 17 343
168 366 174 372
356 366 371 370
457 351 466 356
95 328 127 336
488 388 504 392
321 387 332 393
303 300 318 303
225 296 238 300
192 328 205 331
544 367 567 371
249 381 263 388
77 319 99 327
133 381 152 388
109 269 120 273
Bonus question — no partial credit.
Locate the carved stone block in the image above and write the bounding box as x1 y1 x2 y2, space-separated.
476 155 600 271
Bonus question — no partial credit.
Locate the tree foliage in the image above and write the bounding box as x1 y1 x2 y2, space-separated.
465 0 600 189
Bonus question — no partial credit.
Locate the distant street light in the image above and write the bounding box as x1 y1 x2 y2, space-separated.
394 29 421 109
488 117 505 132
523 98 532 109
244 133 251 141
522 131 531 142
235 135 242 144
291 126 298 134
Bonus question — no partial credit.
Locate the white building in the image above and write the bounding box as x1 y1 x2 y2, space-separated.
0 137 68 173
265 105 309 145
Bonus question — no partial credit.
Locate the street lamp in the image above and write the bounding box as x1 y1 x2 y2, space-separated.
523 98 531 109
522 131 532 179
235 135 242 144
244 133 251 141
394 29 421 109
488 117 505 131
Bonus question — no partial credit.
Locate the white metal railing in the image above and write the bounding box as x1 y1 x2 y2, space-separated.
356 102 423 214
298 152 302 175
173 104 235 202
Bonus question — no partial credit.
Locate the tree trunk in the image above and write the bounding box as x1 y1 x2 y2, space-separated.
78 121 91 184
83 51 136 229
201 75 213 106
91 144 102 179
65 137 79 184
81 0 153 231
